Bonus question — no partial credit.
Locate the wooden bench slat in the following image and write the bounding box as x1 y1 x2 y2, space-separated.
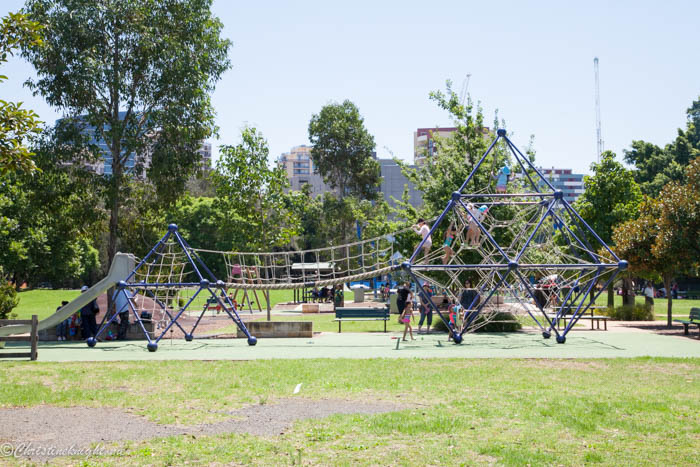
0 320 32 325
0 352 32 358
0 336 32 342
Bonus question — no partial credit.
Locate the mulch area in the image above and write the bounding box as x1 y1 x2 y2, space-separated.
0 399 400 460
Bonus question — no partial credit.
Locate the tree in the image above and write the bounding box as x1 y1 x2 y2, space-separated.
399 82 514 216
213 127 300 252
308 100 380 200
624 97 700 196
574 151 642 306
0 127 103 288
22 0 231 267
0 11 43 174
613 157 700 326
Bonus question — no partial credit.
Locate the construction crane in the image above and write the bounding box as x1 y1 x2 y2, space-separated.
459 73 471 105
594 57 603 161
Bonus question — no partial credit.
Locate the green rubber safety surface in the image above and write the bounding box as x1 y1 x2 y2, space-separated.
3 330 699 361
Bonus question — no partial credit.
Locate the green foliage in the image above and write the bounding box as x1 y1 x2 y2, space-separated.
213 127 300 251
599 304 653 321
308 100 380 200
398 82 523 217
0 127 103 288
22 0 231 264
0 278 18 319
574 151 642 245
614 157 700 278
624 97 700 196
0 11 43 174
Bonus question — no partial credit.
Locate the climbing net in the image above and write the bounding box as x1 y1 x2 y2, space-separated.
406 129 624 343
94 130 625 350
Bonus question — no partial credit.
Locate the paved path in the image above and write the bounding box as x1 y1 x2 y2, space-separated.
5 330 698 361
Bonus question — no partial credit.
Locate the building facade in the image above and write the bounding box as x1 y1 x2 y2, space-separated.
413 126 491 165
277 145 336 195
278 145 423 209
537 168 585 203
57 112 211 177
378 159 423 209
413 127 459 165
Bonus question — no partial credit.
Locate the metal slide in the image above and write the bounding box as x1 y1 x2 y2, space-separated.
0 253 134 337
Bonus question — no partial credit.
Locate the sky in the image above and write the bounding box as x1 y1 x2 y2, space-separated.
2 0 699 174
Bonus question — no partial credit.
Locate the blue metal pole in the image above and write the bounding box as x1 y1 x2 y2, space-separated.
512 270 562 338
461 271 510 333
408 270 453 336
457 135 502 193
506 139 546 196
548 207 598 262
153 286 204 343
123 230 173 283
514 199 555 262
172 231 205 282
408 200 454 264
561 200 620 261
504 136 558 192
177 235 219 282
561 269 620 337
560 273 600 335
210 288 253 339
457 199 511 262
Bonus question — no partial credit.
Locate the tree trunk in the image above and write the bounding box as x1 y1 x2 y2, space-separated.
664 273 673 328
607 283 614 308
622 277 635 307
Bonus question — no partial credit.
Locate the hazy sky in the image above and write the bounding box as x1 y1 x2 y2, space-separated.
3 0 699 173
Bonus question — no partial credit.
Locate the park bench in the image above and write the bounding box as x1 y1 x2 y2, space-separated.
0 315 38 361
553 306 610 330
673 308 700 336
334 306 390 333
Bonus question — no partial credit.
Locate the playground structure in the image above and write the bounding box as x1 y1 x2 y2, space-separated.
0 130 626 348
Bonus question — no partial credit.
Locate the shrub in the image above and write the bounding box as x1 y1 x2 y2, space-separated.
431 311 522 333
599 304 653 321
0 281 19 320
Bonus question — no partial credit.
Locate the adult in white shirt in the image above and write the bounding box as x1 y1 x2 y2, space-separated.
412 218 432 260
643 282 654 312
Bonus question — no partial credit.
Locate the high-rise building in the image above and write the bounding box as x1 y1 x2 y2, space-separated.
278 145 423 209
198 142 212 169
413 126 491 165
537 168 585 203
57 112 211 177
278 145 336 195
413 127 459 165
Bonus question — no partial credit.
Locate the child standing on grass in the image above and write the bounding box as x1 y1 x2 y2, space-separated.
401 302 415 341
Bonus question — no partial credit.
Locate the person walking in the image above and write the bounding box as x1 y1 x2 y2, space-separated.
79 285 100 340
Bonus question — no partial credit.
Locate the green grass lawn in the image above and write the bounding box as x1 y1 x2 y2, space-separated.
12 288 299 321
0 358 698 465
594 294 700 320
12 289 81 320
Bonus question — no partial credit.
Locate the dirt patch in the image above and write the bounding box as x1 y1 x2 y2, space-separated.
0 399 399 460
